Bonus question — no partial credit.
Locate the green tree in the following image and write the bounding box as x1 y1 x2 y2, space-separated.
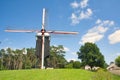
14 49 23 69
6 48 13 69
65 63 73 68
0 48 38 70
65 60 74 69
65 60 81 69
73 61 81 69
77 42 105 68
0 49 5 70
115 56 120 67
49 45 67 68
26 48 37 68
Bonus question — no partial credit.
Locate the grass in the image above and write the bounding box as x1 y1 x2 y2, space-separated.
0 69 120 80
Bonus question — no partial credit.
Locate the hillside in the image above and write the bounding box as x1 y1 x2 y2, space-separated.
0 69 120 80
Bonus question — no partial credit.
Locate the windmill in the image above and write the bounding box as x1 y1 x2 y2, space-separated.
5 8 78 69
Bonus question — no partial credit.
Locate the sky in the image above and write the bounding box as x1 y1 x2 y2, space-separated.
0 0 120 64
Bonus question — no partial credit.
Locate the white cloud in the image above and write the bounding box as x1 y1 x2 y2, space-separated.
71 52 77 55
70 1 80 9
96 19 102 24
71 13 79 25
71 8 93 25
70 0 89 9
64 46 70 52
116 53 120 56
80 32 104 44
70 0 92 25
80 0 89 8
89 26 108 33
96 20 114 27
52 45 70 52
67 58 77 62
108 29 120 44
79 8 92 19
80 19 114 44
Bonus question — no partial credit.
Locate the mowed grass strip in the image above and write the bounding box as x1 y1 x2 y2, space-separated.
0 69 120 80
0 69 93 80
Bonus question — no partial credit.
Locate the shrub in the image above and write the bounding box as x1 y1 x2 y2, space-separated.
92 69 112 80
65 63 73 69
73 61 81 69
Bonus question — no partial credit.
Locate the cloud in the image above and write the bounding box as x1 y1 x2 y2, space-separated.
80 32 104 44
80 0 89 8
67 58 77 62
96 19 114 26
70 8 93 25
70 0 92 25
71 52 77 55
64 46 70 52
70 0 88 9
79 8 92 19
52 45 70 52
70 1 80 9
71 13 79 25
116 53 120 56
108 29 120 44
80 19 114 44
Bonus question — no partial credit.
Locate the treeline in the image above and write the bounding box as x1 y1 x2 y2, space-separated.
0 48 37 70
0 45 73 70
0 43 110 70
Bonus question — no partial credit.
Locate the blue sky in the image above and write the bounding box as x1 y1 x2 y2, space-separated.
0 0 120 64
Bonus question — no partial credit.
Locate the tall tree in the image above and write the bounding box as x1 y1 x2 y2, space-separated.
115 56 120 67
14 49 23 69
6 48 13 69
48 45 67 68
0 49 5 70
77 42 105 68
26 48 37 68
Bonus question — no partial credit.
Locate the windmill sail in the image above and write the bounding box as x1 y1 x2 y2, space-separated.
47 30 78 34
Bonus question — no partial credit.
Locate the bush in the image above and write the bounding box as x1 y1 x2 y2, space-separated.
92 69 112 80
73 61 81 69
65 63 73 69
115 56 120 67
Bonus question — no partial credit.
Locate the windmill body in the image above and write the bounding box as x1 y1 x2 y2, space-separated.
5 8 78 69
36 33 50 68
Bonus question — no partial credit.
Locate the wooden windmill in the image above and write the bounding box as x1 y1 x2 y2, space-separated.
5 8 78 69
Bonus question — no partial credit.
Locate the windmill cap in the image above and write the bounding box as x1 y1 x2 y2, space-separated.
37 33 50 36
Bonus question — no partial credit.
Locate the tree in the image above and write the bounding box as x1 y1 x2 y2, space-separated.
73 61 81 69
65 60 74 69
0 47 38 70
77 42 105 68
26 48 37 68
115 56 120 67
0 49 5 70
48 45 67 68
65 60 81 69
0 46 67 69
14 49 23 69
5 48 13 69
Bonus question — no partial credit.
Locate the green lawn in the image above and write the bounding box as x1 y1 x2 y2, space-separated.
0 69 120 80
